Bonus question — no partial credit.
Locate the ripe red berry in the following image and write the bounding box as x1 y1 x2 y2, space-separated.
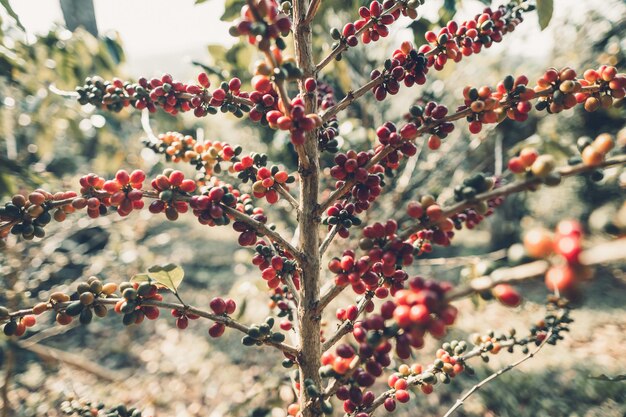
198 72 210 88
492 284 521 307
384 398 396 411
225 298 237 314
545 265 576 292
395 389 410 403
304 78 317 93
469 120 482 134
555 235 582 264
208 322 225 338
176 316 189 329
210 297 226 314
22 315 36 327
507 156 526 173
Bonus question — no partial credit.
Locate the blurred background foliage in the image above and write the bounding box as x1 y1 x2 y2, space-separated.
0 0 625 416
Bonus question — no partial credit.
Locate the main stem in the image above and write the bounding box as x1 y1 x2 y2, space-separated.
293 1 323 416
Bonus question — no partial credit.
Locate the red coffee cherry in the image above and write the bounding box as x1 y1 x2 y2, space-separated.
208 322 226 338
492 284 522 307
545 265 576 293
395 389 410 403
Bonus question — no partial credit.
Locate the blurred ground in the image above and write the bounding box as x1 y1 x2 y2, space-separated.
2 208 625 416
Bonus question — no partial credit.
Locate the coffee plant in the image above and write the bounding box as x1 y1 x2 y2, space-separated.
1 0 626 416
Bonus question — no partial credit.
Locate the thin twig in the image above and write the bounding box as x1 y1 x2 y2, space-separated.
276 183 301 213
318 85 604 215
413 249 507 267
400 154 626 240
315 2 404 73
303 0 322 24
446 239 626 301
221 205 303 262
48 84 79 98
0 188 303 264
5 297 299 357
494 134 503 176
321 293 371 352
283 272 301 306
441 329 554 417
319 225 338 256
320 76 385 122
316 280 345 316
17 341 124 382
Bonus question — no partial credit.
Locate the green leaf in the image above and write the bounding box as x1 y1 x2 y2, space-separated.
438 0 457 24
408 18 432 47
103 34 125 65
147 263 185 293
130 273 151 284
536 0 553 30
208 44 228 61
0 0 25 31
191 60 225 77
589 374 626 382
222 0 246 21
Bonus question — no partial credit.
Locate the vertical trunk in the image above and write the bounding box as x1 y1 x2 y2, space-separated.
292 1 322 416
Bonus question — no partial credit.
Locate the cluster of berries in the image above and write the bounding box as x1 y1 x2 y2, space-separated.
267 97 322 145
230 0 291 51
330 151 384 212
576 133 615 167
76 73 251 118
145 131 242 176
102 169 146 216
190 184 238 226
114 282 163 326
1 190 76 239
524 221 589 294
402 102 455 150
148 170 196 221
323 202 363 238
493 74 535 122
421 5 525 70
508 147 562 184
253 240 300 290
534 67 580 113
576 66 626 111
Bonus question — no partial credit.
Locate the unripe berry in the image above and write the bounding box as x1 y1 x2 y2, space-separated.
523 228 554 258
530 155 555 178
581 146 603 166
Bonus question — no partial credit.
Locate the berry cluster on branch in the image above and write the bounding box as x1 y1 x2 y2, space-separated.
4 0 626 416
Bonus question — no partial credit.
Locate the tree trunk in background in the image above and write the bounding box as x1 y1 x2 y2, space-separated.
60 0 98 37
